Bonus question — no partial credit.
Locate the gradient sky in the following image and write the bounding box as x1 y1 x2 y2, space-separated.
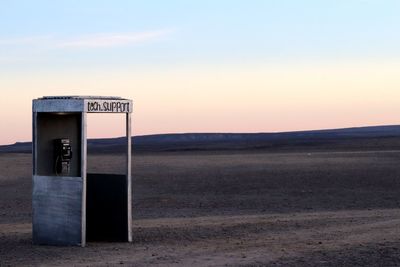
0 0 400 144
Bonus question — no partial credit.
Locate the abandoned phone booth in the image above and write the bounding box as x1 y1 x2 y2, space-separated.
32 96 132 246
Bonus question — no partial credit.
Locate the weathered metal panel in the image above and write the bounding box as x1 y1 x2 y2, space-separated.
33 99 84 113
32 175 83 246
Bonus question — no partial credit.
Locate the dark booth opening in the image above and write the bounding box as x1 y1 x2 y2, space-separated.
86 173 128 242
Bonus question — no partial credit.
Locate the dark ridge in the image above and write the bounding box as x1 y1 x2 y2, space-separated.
2 125 400 154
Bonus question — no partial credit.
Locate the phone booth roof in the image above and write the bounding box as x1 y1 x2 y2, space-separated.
33 96 133 113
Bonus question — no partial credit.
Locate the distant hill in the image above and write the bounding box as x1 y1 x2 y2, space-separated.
2 125 400 153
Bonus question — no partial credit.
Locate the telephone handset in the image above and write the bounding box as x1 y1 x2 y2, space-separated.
54 138 72 175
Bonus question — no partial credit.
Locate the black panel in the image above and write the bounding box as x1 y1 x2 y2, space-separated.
86 173 128 242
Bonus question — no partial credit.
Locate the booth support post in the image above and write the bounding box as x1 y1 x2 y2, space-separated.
81 112 87 247
126 112 132 242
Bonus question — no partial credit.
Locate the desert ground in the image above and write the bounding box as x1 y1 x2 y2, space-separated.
1 150 400 266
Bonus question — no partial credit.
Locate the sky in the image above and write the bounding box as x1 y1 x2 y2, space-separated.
0 0 400 144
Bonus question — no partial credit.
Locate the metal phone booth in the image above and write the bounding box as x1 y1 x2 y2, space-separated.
32 96 132 246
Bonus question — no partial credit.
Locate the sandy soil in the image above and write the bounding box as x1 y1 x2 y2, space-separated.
1 150 400 266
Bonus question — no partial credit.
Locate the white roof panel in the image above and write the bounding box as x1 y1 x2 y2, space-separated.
33 96 133 113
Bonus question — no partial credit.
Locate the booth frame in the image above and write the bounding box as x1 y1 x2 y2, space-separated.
32 96 132 247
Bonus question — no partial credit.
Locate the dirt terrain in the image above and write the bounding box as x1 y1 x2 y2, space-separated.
1 150 400 266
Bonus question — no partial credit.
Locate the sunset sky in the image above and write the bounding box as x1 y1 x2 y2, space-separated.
0 1 400 144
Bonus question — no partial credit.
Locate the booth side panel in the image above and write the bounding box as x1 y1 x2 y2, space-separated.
32 112 37 175
32 175 83 246
32 111 37 241
32 112 83 246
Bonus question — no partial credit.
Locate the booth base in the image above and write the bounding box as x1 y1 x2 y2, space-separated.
32 175 83 246
32 173 129 245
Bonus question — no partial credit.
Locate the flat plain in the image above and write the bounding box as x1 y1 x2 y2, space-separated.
1 149 400 266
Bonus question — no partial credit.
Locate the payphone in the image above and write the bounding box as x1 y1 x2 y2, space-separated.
54 138 72 175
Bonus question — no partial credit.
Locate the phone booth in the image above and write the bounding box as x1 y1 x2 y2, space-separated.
32 96 132 246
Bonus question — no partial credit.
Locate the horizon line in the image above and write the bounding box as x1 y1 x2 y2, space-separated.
3 123 399 146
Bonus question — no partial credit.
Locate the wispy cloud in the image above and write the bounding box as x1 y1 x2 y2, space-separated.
0 35 52 46
0 29 174 49
58 29 174 48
